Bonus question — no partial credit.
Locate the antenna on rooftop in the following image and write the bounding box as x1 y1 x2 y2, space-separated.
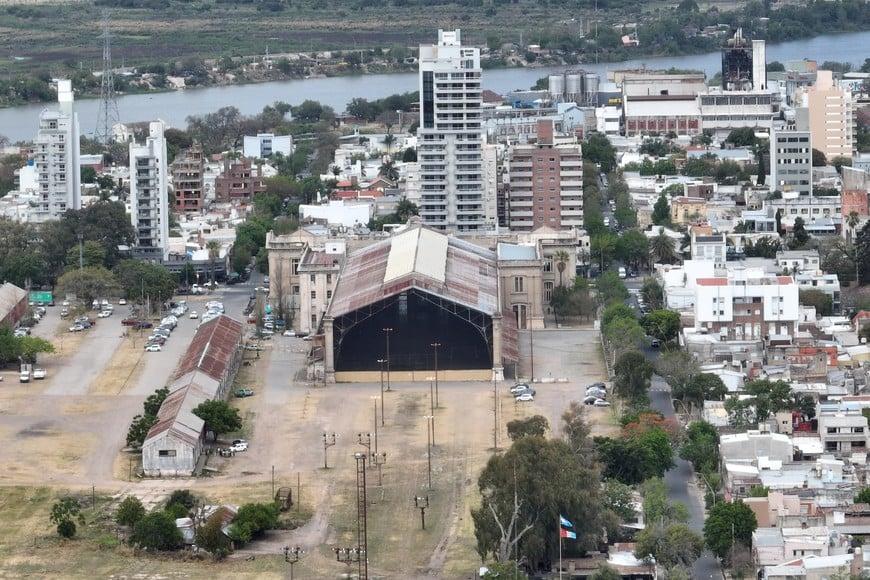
95 11 119 145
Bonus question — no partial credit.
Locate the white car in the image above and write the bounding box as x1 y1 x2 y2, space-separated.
515 392 535 402
189 311 199 319
283 329 296 337
593 399 611 407
97 311 112 318
69 323 84 332
144 344 162 352
62 300 70 307
118 298 127 305
229 441 248 452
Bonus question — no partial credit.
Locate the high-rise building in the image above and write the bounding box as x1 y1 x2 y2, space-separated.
770 127 812 197
796 70 855 161
171 143 204 214
32 79 81 222
418 29 485 232
129 121 169 262
507 119 583 231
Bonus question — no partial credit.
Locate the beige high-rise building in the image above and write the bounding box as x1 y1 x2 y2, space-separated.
796 70 855 160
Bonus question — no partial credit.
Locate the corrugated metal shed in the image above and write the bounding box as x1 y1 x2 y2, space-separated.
174 315 244 383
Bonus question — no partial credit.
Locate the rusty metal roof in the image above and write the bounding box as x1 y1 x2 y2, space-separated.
329 226 500 318
173 315 243 383
144 382 210 446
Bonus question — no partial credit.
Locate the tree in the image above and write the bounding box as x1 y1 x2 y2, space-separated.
641 477 689 526
640 310 681 343
113 260 178 308
17 335 55 364
206 240 222 286
228 502 280 543
196 511 233 560
50 497 86 538
130 511 183 551
679 420 720 474
64 240 107 270
601 303 636 329
635 523 704 569
482 561 528 579
166 489 197 512
583 133 617 173
594 428 675 485
640 278 664 310
116 496 146 527
378 158 399 182
800 289 833 316
601 479 636 521
855 487 870 505
596 271 629 305
703 501 758 560
589 566 622 580
725 127 757 148
605 317 646 358
650 229 677 264
680 373 727 413
553 250 570 288
472 435 601 568
812 148 827 167
55 266 117 307
789 217 810 250
655 350 698 398
506 415 549 441
651 194 671 226
613 351 654 402
192 400 242 441
615 229 649 268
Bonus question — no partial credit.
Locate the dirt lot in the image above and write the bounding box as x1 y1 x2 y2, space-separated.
0 304 614 578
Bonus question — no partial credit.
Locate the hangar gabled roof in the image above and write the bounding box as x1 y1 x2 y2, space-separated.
173 315 243 383
328 226 500 318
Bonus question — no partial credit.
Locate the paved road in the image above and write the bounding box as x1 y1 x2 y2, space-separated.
649 374 723 579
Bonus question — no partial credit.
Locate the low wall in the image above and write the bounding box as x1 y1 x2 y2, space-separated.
334 369 493 383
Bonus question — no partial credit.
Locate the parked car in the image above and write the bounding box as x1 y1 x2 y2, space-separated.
509 382 531 394
135 321 153 329
69 323 84 332
515 392 535 402
33 368 46 379
189 311 199 319
118 298 127 305
97 311 111 318
593 399 611 407
283 329 296 337
20 370 30 383
229 441 248 452
245 344 263 351
583 396 599 405
234 389 254 398
144 344 162 352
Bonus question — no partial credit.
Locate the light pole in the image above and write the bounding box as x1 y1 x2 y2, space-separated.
424 415 434 489
430 341 441 407
283 545 303 580
426 377 436 447
371 451 387 486
322 432 336 469
383 327 393 391
77 233 83 304
492 368 499 452
370 396 379 458
377 358 387 425
414 495 429 529
357 432 372 466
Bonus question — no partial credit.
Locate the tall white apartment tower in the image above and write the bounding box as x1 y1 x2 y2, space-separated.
129 121 169 262
418 29 486 232
33 79 81 222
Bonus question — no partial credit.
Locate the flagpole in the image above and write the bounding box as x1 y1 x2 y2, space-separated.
558 514 563 580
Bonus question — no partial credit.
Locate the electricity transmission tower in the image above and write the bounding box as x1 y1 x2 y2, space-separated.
95 11 119 144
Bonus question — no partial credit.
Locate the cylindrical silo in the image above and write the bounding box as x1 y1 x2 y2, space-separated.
548 74 565 101
584 72 600 105
565 70 584 103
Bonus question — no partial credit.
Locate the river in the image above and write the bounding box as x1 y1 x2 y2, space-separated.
0 30 868 143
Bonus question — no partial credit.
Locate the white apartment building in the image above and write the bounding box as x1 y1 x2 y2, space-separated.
770 127 813 197
129 121 169 263
243 133 293 159
698 88 776 137
694 269 799 340
32 79 81 222
417 29 486 232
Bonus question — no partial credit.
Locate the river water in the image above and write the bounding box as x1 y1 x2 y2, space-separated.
0 30 868 143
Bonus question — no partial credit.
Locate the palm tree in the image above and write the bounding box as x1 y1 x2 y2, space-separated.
206 240 221 288
383 133 396 154
553 249 570 288
378 159 399 182
649 228 676 265
848 210 860 244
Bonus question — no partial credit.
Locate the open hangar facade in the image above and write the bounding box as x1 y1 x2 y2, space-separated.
322 226 521 382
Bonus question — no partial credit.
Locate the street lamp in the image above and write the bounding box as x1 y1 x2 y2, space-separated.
414 495 429 529
370 396 379 458
357 432 372 466
377 358 387 425
371 451 387 486
492 368 500 452
424 415 434 489
430 341 441 407
383 327 393 391
322 432 336 469
283 545 303 580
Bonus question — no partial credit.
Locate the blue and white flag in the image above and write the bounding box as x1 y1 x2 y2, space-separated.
559 514 573 528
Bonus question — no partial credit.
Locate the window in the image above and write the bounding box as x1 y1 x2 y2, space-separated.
514 277 524 292
310 291 317 300
544 281 553 302
158 450 177 457
326 290 332 300
311 314 317 327
326 274 332 284
310 274 316 283
543 259 552 272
